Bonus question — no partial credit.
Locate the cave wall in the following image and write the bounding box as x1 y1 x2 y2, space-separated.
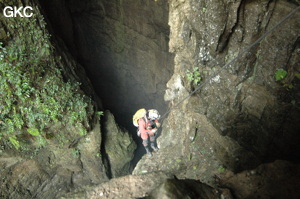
165 0 300 162
40 0 174 132
0 0 109 198
134 0 300 187
0 0 138 198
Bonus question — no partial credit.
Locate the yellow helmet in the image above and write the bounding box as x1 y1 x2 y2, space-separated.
132 108 147 127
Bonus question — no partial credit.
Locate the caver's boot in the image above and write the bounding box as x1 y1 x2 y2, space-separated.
150 143 159 152
145 147 152 157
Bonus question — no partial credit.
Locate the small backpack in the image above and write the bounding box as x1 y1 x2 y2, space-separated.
132 108 147 127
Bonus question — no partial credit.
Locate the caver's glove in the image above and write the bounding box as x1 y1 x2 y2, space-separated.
151 129 157 133
156 123 161 128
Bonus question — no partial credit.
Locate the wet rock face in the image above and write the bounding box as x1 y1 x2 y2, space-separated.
165 0 300 163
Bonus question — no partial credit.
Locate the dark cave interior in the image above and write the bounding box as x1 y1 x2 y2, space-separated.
39 0 174 167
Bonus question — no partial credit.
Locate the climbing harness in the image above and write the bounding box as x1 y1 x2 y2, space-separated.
159 6 300 121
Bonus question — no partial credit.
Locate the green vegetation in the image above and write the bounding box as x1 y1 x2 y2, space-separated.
139 170 148 174
186 67 202 86
8 136 20 150
275 68 300 89
217 165 226 173
275 69 287 81
95 152 101 157
72 149 81 157
0 14 97 151
200 149 207 154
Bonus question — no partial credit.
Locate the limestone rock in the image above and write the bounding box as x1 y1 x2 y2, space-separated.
136 0 300 196
220 160 300 199
103 110 136 178
60 172 172 199
0 122 108 199
166 0 300 166
0 1 107 197
75 122 108 186
133 111 259 186
147 179 232 199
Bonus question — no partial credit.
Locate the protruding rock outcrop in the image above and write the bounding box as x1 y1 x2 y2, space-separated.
0 122 108 199
102 110 136 178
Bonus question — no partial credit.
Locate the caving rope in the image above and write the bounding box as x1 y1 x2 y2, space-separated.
159 6 300 122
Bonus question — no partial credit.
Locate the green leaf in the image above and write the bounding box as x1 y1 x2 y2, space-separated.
186 67 202 86
96 111 104 116
27 128 40 136
295 73 300 80
9 136 20 150
218 166 226 173
275 69 287 81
